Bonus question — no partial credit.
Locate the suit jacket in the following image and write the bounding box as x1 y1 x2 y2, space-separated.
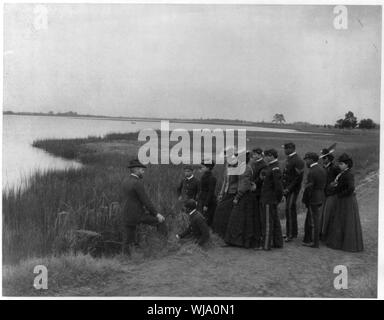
282 153 305 194
260 160 283 204
251 159 268 197
177 176 200 200
198 171 217 207
302 163 327 206
179 210 210 246
121 174 157 226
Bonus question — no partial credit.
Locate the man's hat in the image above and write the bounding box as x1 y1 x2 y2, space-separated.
184 199 197 210
201 158 215 169
319 143 337 159
183 164 193 171
252 148 263 155
127 158 147 169
303 152 319 162
263 148 278 158
282 142 295 149
337 153 353 168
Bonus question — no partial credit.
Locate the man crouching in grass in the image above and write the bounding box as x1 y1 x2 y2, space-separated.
176 199 210 248
121 158 165 256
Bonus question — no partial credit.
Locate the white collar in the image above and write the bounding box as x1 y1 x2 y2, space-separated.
324 162 331 168
130 173 140 179
288 152 297 157
269 159 278 165
256 158 264 162
310 162 318 168
186 175 194 180
189 209 197 216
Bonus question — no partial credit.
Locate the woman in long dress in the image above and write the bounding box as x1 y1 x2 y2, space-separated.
212 155 239 238
326 153 364 252
319 148 340 241
224 151 259 248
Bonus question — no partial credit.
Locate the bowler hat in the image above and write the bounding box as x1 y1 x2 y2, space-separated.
127 159 147 169
303 152 319 162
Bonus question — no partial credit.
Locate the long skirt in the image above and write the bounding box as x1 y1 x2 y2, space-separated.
319 195 337 241
224 192 260 248
212 193 235 238
326 194 364 252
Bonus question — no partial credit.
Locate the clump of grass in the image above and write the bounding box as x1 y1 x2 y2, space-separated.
3 254 125 296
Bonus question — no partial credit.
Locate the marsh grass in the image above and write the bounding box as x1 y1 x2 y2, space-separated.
3 129 379 265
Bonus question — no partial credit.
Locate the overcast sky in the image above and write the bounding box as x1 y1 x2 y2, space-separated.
3 4 381 124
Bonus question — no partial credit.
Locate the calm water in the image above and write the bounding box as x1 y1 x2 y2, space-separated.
2 115 307 190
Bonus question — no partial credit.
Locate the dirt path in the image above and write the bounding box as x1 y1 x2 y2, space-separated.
63 171 378 298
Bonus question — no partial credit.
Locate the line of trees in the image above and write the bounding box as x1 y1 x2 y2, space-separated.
335 111 377 129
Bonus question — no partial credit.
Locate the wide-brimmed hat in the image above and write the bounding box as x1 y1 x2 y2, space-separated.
127 159 147 169
303 152 319 162
337 153 353 169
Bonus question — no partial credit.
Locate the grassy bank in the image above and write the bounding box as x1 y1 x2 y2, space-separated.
3 128 379 265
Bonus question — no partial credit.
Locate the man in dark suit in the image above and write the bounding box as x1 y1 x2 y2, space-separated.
260 149 284 250
176 199 210 248
282 142 305 242
302 152 327 248
197 159 217 227
121 159 165 255
177 164 200 201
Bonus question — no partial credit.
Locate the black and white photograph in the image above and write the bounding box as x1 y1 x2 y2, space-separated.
1 1 381 300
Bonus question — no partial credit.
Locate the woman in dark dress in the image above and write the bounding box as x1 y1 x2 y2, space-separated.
197 160 217 227
224 151 259 248
319 148 340 241
212 155 239 238
326 153 364 252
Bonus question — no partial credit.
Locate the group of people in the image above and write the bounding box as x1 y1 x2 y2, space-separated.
120 142 364 255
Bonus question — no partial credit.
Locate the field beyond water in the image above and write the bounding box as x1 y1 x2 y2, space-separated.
3 127 379 297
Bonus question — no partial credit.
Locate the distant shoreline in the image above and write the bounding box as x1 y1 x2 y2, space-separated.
2 112 326 130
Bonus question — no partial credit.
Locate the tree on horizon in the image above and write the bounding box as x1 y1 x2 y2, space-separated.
272 113 286 124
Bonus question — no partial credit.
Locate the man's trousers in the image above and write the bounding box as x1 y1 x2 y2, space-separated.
303 204 321 247
285 191 299 238
261 203 284 250
122 214 159 255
